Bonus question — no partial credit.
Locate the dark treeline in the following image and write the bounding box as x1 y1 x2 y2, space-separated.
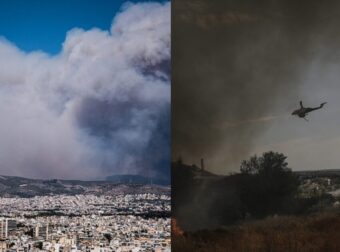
172 151 333 231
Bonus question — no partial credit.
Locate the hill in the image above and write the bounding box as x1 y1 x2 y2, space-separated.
106 174 170 185
0 175 170 198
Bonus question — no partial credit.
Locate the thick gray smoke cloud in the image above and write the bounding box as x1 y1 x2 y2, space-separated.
0 2 170 180
173 0 340 174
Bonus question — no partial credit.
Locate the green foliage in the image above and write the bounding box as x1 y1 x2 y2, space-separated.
239 151 299 217
104 233 113 243
34 242 43 250
172 152 304 230
240 151 289 175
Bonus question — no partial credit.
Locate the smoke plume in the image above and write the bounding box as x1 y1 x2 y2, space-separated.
173 0 340 174
0 2 170 180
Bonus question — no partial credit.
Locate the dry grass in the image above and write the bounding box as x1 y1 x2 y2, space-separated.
173 212 340 252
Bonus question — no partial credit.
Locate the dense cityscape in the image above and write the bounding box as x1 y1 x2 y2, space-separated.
0 194 171 252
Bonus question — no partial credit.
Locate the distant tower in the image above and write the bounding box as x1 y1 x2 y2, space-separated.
35 223 49 240
4 219 7 239
0 219 8 239
200 158 205 171
0 219 6 239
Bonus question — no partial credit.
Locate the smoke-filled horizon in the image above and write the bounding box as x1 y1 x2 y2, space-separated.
0 2 170 180
173 0 340 174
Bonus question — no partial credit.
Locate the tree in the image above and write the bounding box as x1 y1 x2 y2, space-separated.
240 151 289 175
240 151 299 217
104 233 113 244
34 241 43 250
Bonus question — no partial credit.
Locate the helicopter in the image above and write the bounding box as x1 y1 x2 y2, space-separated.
292 101 327 121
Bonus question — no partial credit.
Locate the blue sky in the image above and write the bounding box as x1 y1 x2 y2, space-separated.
0 0 159 54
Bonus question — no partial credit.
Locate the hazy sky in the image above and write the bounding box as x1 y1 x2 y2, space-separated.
0 1 170 180
173 0 340 174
